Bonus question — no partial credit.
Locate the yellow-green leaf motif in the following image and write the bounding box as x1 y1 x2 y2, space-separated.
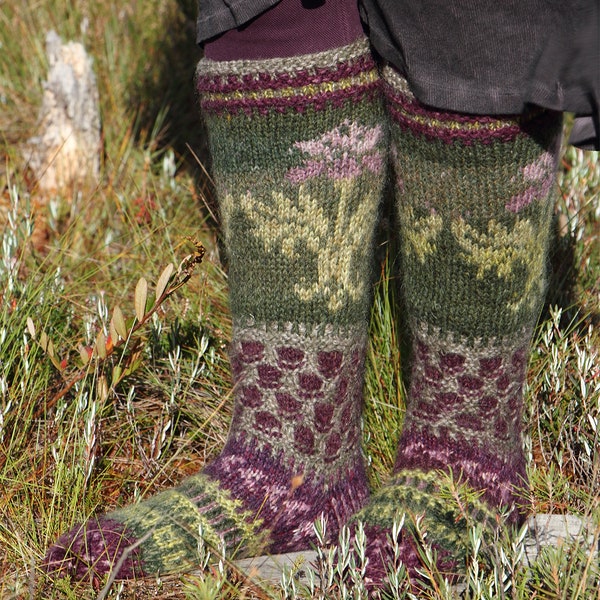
451 217 547 312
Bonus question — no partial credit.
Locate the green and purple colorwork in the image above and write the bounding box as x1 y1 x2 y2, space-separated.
43 40 564 587
355 68 562 585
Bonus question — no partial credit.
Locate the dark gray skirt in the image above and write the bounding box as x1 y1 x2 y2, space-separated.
196 0 599 148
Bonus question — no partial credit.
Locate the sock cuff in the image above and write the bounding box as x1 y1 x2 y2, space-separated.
196 38 380 116
197 37 372 80
381 65 558 145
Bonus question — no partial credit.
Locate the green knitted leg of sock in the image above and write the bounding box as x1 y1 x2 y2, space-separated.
357 68 563 587
44 39 387 581
197 39 386 557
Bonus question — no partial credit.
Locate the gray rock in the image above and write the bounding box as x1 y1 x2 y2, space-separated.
523 513 597 564
233 513 598 585
235 551 318 585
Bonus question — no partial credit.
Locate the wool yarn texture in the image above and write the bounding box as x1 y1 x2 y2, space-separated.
354 67 563 587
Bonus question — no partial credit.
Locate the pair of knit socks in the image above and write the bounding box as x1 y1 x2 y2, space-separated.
43 37 562 587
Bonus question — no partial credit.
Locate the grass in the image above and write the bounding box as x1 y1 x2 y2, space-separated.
0 1 599 598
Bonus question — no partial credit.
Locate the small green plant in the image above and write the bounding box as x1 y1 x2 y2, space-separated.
26 239 205 411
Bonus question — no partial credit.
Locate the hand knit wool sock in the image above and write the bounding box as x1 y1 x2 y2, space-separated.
43 39 387 581
355 68 563 586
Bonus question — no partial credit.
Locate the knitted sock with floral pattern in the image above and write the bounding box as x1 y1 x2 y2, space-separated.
355 68 563 587
43 39 387 581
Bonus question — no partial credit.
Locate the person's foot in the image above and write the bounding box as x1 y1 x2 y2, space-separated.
353 324 533 587
43 327 370 580
355 470 502 589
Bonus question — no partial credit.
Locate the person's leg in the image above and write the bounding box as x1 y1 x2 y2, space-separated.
356 67 563 585
43 0 387 581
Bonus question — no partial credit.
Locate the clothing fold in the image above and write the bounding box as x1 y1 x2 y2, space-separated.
197 0 599 148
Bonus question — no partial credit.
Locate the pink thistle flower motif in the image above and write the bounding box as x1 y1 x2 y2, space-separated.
505 148 558 213
286 120 383 184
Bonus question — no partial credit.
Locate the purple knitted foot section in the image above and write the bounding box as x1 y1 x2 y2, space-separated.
205 436 369 553
205 322 371 551
352 469 498 591
396 324 530 522
361 522 458 588
42 517 142 580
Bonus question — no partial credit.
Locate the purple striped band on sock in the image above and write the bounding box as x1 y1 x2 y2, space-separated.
197 44 380 116
383 67 523 145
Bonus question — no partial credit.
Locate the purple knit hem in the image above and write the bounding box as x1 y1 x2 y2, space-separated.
202 0 365 62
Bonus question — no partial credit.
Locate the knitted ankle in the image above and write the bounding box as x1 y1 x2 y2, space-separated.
355 67 563 588
43 39 387 582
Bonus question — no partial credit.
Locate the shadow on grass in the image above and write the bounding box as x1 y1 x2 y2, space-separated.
127 0 217 220
543 214 598 329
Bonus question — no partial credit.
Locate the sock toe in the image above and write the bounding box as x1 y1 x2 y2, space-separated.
43 517 142 580
355 469 502 587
